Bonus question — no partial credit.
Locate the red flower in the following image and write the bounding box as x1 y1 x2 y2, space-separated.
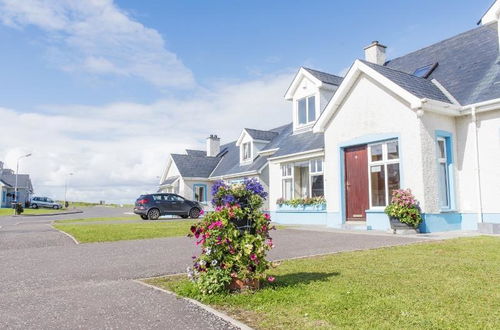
267 276 275 282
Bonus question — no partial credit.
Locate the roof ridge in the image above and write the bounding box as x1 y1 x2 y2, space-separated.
386 22 496 65
303 66 343 79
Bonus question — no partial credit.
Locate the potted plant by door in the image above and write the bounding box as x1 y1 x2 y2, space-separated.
385 189 422 233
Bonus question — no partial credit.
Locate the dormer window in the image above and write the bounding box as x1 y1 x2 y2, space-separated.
298 95 316 125
241 142 252 162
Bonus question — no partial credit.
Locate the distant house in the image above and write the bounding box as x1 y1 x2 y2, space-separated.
0 161 33 208
160 0 500 233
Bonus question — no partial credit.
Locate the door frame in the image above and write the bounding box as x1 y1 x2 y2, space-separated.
344 144 369 221
338 133 402 224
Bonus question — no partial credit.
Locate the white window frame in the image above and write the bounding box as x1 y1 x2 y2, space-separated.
281 164 293 200
241 142 252 162
309 158 324 197
296 95 317 127
367 140 400 209
437 137 450 209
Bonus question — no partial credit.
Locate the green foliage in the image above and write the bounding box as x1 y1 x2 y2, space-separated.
189 179 275 295
276 196 326 207
385 189 422 228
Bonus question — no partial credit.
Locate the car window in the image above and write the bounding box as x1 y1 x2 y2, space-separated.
172 195 184 202
152 194 163 201
47 199 53 203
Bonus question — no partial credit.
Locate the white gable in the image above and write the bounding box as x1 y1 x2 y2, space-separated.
480 0 500 24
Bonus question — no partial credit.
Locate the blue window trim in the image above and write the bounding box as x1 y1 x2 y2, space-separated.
338 133 403 223
193 183 208 204
435 130 456 212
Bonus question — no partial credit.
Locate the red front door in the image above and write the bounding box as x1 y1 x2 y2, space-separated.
344 145 369 221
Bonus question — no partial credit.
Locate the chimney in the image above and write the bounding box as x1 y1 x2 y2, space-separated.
206 134 220 157
364 41 387 65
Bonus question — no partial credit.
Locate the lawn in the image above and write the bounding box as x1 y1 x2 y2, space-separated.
146 236 500 329
53 220 197 243
54 216 137 224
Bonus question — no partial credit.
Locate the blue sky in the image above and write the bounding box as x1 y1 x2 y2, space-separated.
0 0 493 203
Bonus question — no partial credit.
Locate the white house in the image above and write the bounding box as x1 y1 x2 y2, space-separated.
0 161 34 208
160 1 500 233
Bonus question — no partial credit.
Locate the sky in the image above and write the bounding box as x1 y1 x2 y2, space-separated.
0 0 493 204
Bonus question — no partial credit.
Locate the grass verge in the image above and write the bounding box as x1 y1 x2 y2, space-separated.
0 208 64 216
145 236 500 329
53 220 196 243
54 216 137 224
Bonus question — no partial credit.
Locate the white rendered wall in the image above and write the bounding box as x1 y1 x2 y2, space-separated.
456 109 500 214
418 112 458 213
322 74 425 213
268 161 282 212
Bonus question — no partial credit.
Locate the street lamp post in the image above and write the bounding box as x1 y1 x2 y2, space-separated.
14 153 32 204
64 173 74 208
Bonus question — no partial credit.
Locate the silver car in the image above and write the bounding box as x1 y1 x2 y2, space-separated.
31 197 63 209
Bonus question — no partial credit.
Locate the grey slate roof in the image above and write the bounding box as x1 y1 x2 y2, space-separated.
261 123 324 158
0 173 33 191
170 154 221 178
160 176 179 185
244 128 279 141
210 142 270 177
304 67 344 86
384 22 500 105
186 149 206 157
361 60 451 103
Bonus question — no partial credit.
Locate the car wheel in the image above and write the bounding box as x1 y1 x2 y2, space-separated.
180 215 189 219
189 208 200 219
32 204 38 209
147 208 160 220
53 205 59 209
140 215 148 220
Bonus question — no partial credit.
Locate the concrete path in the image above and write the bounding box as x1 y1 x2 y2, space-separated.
0 208 427 329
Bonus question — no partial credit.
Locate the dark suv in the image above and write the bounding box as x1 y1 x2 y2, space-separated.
134 193 203 220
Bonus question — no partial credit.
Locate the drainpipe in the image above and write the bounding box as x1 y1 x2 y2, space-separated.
471 106 484 223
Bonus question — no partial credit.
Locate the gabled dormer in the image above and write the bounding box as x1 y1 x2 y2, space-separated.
285 67 343 134
236 128 278 165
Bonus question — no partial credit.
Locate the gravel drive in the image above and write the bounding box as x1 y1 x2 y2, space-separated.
0 207 427 329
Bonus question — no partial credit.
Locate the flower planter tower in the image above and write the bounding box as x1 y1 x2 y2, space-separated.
188 178 275 294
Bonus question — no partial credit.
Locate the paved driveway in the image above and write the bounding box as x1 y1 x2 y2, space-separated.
0 209 426 329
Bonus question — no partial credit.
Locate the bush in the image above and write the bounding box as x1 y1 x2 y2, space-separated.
384 189 422 228
188 178 275 295
14 202 24 215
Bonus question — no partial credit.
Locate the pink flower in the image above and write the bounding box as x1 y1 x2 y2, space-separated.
208 221 223 230
267 276 275 282
250 253 258 261
200 209 205 215
264 213 270 220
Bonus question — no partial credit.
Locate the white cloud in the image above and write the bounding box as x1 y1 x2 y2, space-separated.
0 0 194 88
0 72 293 204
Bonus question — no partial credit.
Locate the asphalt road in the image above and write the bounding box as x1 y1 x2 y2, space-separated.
0 207 426 329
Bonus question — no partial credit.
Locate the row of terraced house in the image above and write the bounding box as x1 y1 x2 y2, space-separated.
159 1 500 233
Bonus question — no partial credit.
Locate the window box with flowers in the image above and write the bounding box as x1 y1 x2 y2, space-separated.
384 189 422 233
276 196 326 212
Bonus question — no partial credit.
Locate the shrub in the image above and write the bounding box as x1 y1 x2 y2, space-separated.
384 189 422 228
188 178 275 294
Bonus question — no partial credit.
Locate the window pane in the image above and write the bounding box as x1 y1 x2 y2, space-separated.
298 99 307 124
371 144 383 162
307 96 316 122
311 175 324 197
370 165 386 206
387 163 400 199
283 178 292 200
387 140 399 160
438 139 446 159
438 163 449 207
317 159 323 172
